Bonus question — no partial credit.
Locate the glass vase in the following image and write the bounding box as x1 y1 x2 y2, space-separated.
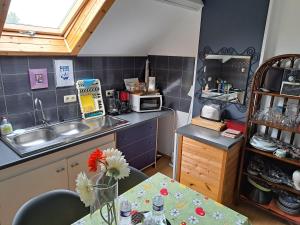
90 173 119 225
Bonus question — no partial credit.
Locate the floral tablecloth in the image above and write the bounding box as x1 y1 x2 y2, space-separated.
73 173 250 225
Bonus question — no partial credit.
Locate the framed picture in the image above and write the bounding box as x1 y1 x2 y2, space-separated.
28 68 48 89
54 59 75 87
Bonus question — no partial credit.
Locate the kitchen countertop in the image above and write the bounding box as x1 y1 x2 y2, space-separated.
176 124 243 150
0 110 173 170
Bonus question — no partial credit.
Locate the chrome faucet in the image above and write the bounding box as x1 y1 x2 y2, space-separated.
34 98 49 126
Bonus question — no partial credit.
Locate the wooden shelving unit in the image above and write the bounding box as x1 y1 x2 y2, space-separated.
240 195 300 224
237 54 300 224
242 172 300 195
245 147 300 167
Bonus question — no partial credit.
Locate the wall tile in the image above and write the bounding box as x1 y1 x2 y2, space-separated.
123 69 135 79
155 56 169 70
92 57 105 71
35 107 58 124
47 73 56 90
3 74 31 95
7 112 35 129
6 93 33 114
182 70 194 87
166 70 182 98
122 57 134 69
0 57 28 75
180 85 192 100
155 69 168 83
56 87 77 106
183 57 195 72
32 90 57 109
74 57 93 71
98 69 123 85
58 104 78 121
0 96 6 115
28 57 54 73
134 57 147 79
164 96 180 111
74 71 94 81
169 56 183 70
180 98 191 113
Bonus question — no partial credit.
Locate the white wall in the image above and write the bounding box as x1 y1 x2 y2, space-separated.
262 0 300 61
79 0 202 57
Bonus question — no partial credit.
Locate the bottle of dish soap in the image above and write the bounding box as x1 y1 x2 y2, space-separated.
1 117 13 136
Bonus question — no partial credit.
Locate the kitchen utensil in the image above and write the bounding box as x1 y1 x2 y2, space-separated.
273 149 287 158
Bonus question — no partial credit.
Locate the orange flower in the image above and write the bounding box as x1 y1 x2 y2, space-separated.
88 149 105 172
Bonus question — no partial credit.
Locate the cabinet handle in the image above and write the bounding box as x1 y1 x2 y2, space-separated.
70 162 79 168
56 168 65 173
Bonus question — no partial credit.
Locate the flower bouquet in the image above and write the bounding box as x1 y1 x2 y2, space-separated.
75 148 130 225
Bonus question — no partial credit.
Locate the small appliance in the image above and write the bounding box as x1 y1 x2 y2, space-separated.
107 91 120 115
200 104 221 121
130 94 162 112
119 91 131 114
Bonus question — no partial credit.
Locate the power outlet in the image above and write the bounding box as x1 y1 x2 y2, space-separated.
64 95 77 103
106 89 114 97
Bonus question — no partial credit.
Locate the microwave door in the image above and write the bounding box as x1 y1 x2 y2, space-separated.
140 97 161 110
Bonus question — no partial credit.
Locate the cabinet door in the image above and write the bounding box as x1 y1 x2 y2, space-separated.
68 142 115 191
0 159 68 225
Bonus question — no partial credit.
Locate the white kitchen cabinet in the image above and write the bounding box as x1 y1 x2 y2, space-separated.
0 134 115 225
68 142 115 191
0 159 68 225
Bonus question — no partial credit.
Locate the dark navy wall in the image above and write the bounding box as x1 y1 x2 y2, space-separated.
193 0 270 121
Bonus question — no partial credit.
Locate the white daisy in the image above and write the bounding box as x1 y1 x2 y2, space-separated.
75 172 95 207
170 209 180 217
192 199 202 206
188 215 199 224
236 218 244 225
137 189 146 197
104 148 123 158
174 192 183 199
131 201 140 210
106 156 130 180
212 212 224 220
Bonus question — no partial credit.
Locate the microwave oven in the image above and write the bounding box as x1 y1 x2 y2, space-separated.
130 94 162 112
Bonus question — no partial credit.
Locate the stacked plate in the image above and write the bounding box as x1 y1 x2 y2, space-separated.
250 134 277 152
276 192 300 215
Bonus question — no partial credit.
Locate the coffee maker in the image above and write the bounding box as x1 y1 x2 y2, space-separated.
107 90 131 115
119 91 131 114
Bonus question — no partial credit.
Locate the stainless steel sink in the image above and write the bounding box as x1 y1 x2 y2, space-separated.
52 122 90 136
2 116 129 157
13 128 57 147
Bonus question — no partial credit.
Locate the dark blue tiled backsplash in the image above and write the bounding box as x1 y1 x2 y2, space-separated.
0 55 195 129
150 55 195 114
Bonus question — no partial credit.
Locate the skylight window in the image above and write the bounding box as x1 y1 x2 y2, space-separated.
5 0 79 29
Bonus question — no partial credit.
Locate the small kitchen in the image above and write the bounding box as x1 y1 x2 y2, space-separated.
0 0 299 225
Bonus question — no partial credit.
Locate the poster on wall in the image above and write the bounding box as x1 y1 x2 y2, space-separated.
28 68 48 89
54 60 75 87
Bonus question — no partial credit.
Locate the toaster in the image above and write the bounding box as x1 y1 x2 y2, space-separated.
200 104 221 122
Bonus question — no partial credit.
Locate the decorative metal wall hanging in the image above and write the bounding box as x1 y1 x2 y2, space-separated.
195 46 260 114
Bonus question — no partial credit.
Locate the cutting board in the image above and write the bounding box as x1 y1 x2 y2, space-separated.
192 116 226 131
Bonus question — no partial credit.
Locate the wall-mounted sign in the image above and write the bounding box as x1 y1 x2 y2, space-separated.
54 59 75 87
28 68 48 89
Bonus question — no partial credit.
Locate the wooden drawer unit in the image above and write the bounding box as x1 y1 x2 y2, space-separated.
177 136 241 205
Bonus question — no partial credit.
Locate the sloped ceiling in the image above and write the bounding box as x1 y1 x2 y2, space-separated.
79 0 202 57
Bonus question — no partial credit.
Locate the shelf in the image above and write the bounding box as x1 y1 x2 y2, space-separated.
245 147 300 167
249 119 300 133
254 91 300 100
243 172 300 195
240 195 300 224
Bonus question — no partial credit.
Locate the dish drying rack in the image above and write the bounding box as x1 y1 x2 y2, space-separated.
76 79 105 119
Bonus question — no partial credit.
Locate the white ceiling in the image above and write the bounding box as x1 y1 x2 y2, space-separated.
79 0 203 57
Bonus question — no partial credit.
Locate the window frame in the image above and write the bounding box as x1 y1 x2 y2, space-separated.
0 0 115 55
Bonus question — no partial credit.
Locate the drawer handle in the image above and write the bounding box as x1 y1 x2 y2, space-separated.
71 162 79 168
56 168 65 173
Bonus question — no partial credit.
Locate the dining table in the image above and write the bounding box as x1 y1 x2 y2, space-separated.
72 172 250 225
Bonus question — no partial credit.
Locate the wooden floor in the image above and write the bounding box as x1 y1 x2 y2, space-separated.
144 156 289 225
